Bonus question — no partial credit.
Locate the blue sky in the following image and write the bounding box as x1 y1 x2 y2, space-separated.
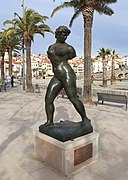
0 0 127 57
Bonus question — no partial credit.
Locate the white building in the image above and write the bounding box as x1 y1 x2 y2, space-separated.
122 56 128 67
92 59 103 73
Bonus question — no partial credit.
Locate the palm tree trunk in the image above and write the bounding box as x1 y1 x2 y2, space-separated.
1 53 5 83
8 48 12 76
102 58 107 87
82 4 94 103
111 57 116 85
83 23 92 103
26 40 33 92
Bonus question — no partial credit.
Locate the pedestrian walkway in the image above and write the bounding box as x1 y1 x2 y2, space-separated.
0 85 128 180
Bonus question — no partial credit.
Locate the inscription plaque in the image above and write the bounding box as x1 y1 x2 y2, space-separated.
74 143 92 166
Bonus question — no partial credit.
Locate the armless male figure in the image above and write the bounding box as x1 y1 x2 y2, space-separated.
40 26 93 132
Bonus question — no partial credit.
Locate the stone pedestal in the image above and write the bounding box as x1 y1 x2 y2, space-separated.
33 130 99 176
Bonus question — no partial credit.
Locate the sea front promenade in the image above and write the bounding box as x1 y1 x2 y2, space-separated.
0 78 128 180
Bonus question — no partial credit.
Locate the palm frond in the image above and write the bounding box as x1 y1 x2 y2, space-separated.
51 2 75 17
95 4 114 15
14 12 23 22
69 10 81 27
97 0 117 4
3 20 13 26
38 24 54 34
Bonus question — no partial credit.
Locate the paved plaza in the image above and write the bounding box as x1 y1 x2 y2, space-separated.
0 80 128 180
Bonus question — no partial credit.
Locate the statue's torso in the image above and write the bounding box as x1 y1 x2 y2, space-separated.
47 43 76 81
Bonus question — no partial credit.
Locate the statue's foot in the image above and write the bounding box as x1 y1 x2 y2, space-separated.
82 117 91 124
43 121 54 127
39 121 54 132
81 118 93 131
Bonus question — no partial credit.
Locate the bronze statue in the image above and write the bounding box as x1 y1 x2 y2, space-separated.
39 26 93 136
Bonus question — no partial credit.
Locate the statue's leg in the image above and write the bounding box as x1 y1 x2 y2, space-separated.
63 78 90 124
44 76 63 126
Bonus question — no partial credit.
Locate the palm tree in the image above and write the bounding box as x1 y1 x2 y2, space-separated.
110 49 118 85
51 0 117 103
4 8 53 92
3 28 21 76
97 48 111 87
0 32 7 83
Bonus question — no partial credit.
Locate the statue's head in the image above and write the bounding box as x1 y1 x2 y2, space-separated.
55 26 71 38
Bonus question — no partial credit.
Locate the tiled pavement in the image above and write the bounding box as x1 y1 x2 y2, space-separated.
0 84 128 180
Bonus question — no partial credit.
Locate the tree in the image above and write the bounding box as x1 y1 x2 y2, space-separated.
97 48 111 87
0 32 7 83
4 8 53 92
51 0 117 103
110 49 118 85
2 28 21 76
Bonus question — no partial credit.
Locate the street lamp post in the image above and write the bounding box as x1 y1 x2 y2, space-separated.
22 0 25 90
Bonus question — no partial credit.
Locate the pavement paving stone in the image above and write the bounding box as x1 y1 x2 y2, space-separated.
0 155 35 180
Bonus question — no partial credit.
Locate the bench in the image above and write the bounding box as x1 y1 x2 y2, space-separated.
0 83 6 92
97 92 127 111
59 87 82 98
